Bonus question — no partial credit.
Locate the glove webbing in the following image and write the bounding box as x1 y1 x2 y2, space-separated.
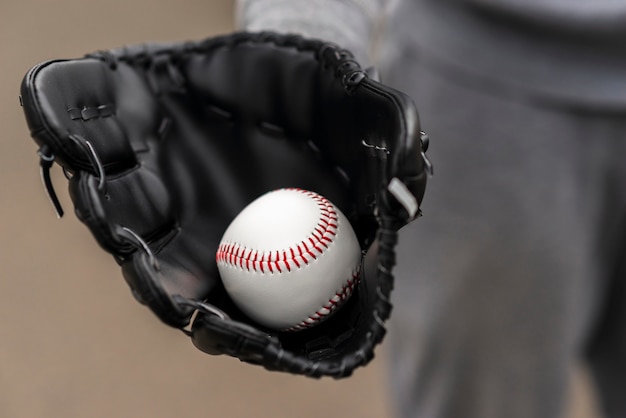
87 31 367 96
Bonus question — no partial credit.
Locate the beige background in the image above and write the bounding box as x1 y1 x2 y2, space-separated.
0 1 600 417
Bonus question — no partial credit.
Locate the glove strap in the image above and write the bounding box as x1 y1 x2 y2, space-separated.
37 145 64 218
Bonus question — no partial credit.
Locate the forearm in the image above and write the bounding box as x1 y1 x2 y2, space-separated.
235 0 397 66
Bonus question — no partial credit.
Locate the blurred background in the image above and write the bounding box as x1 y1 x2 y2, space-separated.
0 0 600 417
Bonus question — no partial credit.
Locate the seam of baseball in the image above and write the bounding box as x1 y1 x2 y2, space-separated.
282 267 361 332
215 188 339 274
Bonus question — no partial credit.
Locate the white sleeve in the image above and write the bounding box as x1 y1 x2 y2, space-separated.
235 0 398 66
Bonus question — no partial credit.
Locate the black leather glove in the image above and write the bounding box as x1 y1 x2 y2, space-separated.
20 31 431 378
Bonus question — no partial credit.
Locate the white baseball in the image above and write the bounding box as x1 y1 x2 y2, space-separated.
216 188 361 332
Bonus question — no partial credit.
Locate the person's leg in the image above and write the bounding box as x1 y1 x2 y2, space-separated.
384 61 614 418
584 126 626 418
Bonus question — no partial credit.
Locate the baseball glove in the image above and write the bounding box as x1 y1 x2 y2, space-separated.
20 32 431 378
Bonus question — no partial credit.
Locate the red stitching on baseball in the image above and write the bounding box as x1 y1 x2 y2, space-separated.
215 188 339 274
282 268 361 332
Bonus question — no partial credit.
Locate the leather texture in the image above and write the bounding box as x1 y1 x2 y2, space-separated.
20 32 430 378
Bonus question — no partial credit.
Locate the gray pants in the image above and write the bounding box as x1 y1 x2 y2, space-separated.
384 58 626 418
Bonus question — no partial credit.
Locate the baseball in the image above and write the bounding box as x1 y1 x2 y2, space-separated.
216 188 362 332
